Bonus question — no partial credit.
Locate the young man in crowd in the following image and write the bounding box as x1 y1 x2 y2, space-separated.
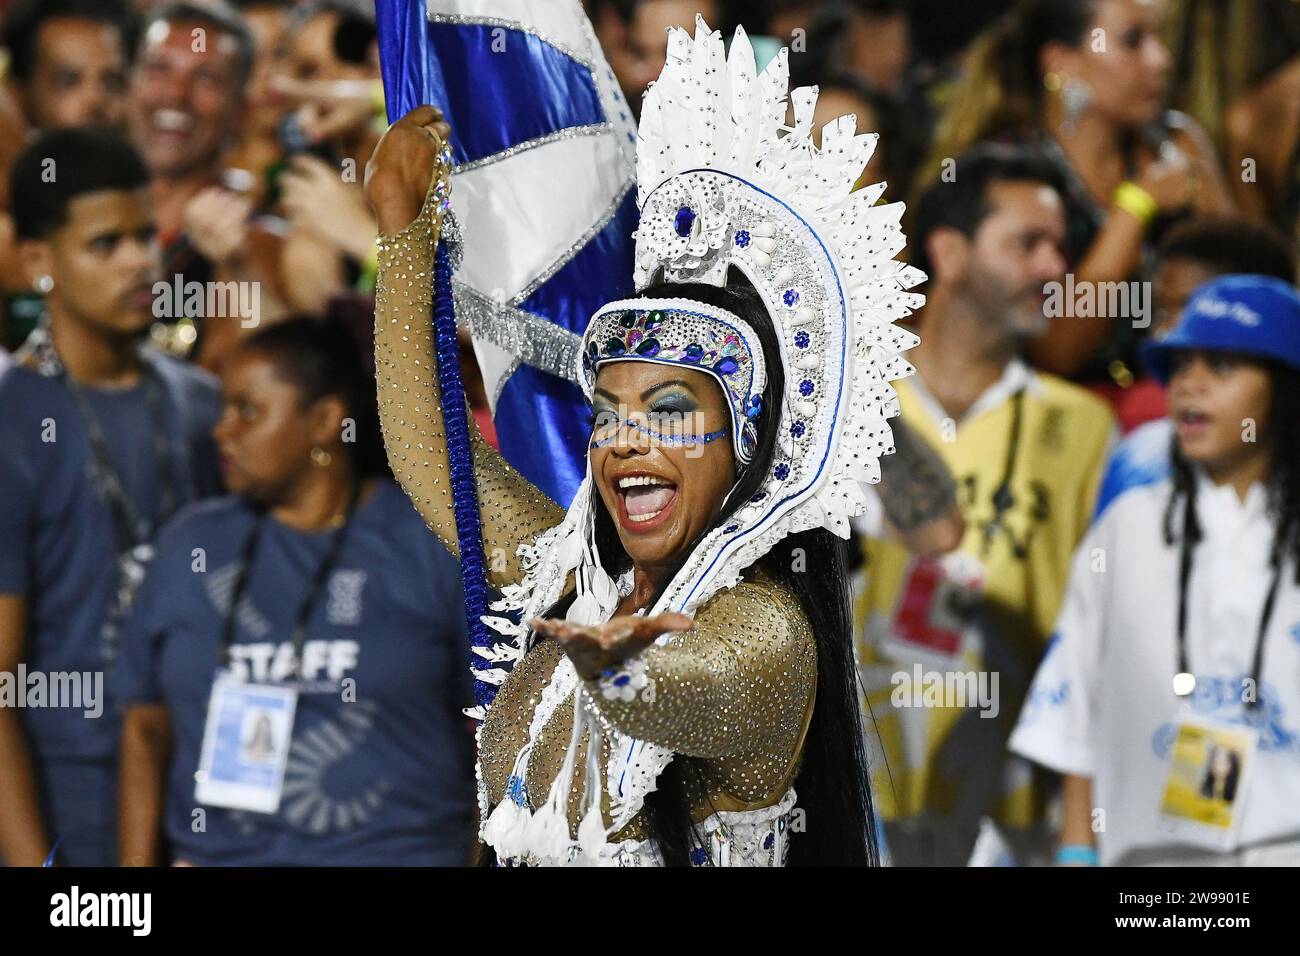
855 144 1117 866
0 128 221 866
0 1 136 340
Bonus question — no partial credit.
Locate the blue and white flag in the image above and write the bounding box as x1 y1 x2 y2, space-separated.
376 0 638 508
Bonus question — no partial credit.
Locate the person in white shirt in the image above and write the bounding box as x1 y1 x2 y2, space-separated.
1010 274 1300 866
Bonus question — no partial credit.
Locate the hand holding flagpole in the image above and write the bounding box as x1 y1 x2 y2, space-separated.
365 105 453 235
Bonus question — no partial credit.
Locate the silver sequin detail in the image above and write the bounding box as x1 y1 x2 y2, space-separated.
510 177 635 307
454 123 612 174
453 280 582 382
427 12 594 71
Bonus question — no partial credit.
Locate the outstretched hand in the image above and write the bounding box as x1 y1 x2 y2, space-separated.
531 612 694 681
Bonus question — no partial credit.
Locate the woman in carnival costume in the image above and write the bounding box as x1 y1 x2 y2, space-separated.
364 19 925 866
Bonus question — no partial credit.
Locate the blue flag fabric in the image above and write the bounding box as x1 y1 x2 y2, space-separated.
375 0 638 509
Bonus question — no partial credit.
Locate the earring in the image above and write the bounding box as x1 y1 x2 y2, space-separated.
34 275 53 294
1043 72 1063 94
310 446 332 467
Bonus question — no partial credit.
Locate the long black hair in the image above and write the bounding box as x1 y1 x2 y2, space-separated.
1164 359 1300 585
540 270 878 866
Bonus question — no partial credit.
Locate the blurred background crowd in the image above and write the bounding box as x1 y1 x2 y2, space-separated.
1 0 1299 868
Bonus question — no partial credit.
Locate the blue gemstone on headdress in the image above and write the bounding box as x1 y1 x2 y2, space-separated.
613 674 630 687
587 341 599 359
646 311 664 331
746 395 763 418
774 463 790 480
674 206 696 238
790 421 805 437
605 338 626 356
763 832 774 850
714 356 739 375
734 229 750 248
682 343 704 363
724 524 738 534
635 337 661 356
750 491 768 502
783 288 800 307
799 379 814 396
690 847 708 866
619 312 636 328
794 330 810 349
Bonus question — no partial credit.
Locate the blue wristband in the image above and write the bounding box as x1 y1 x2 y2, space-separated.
1056 844 1099 866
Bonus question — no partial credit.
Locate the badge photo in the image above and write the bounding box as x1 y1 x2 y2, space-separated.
1158 717 1258 852
195 674 299 814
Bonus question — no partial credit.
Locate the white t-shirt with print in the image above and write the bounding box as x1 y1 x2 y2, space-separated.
1009 473 1300 865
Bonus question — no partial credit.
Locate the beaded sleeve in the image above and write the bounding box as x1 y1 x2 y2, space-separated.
584 573 817 761
373 167 565 589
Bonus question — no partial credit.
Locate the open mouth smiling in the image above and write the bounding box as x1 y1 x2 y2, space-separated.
613 471 679 532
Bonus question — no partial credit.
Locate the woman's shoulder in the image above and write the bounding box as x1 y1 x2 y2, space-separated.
696 568 813 644
158 494 251 544
147 496 255 583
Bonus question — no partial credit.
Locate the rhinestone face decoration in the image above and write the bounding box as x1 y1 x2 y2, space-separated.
581 299 768 466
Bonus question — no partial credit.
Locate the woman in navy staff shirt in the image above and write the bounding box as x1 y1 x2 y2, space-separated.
116 314 476 865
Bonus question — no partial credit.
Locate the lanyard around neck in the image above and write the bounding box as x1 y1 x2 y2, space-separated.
1174 505 1282 709
33 328 178 547
979 389 1026 557
220 483 361 682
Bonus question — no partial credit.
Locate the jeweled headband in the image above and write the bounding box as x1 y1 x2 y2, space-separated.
578 297 767 465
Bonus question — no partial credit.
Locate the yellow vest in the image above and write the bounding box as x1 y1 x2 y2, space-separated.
857 369 1115 828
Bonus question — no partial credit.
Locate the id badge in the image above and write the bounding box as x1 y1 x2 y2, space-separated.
1157 715 1258 852
884 553 987 664
194 672 298 814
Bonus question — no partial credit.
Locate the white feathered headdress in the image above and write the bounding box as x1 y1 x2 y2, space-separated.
476 17 923 863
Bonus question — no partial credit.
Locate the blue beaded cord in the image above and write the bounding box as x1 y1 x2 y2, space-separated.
431 239 495 712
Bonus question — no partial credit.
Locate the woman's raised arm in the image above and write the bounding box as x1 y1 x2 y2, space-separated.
368 107 564 588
